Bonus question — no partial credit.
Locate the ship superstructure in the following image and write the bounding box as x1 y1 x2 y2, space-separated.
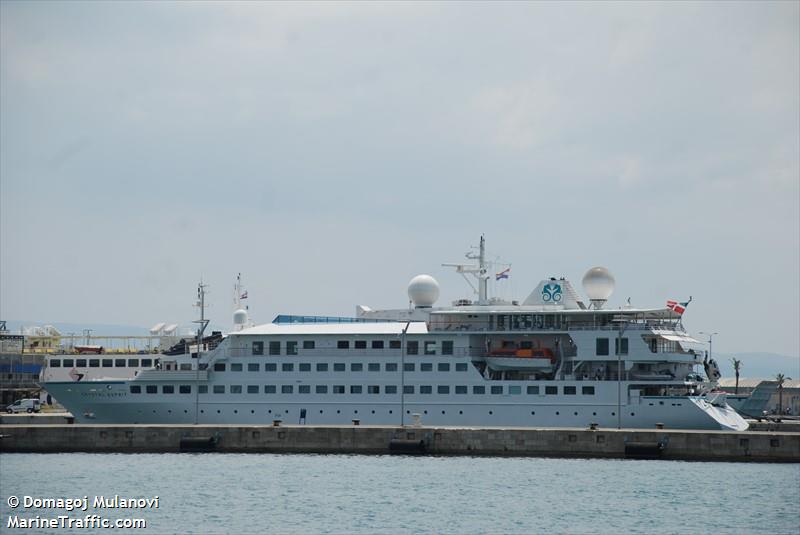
41 238 747 430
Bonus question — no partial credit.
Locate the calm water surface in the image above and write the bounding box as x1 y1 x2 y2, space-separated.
1 454 798 534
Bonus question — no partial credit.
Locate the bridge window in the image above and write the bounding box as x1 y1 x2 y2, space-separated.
316 363 328 372
545 386 558 395
473 386 485 394
146 385 157 394
615 338 629 355
527 385 540 395
287 341 298 355
564 386 576 395
102 359 113 367
50 359 61 367
303 341 315 350
491 386 503 395
407 341 419 355
76 359 87 367
390 340 401 349
231 363 243 372
424 341 436 355
372 340 384 349
89 359 100 367
596 338 609 356
127 359 139 367
130 385 141 394
509 386 521 395
438 363 450 372
355 340 367 349
214 363 226 372
162 385 174 394
442 341 454 355
582 386 595 395
140 359 151 367
269 342 281 355
252 341 264 355
455 363 468 372
115 359 126 367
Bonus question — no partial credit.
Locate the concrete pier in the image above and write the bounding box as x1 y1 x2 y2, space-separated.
1 424 798 462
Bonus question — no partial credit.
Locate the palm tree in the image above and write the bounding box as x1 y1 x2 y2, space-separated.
731 358 742 394
776 373 792 414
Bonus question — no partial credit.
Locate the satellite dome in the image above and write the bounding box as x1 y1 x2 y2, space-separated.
582 267 615 302
233 308 249 326
408 274 440 308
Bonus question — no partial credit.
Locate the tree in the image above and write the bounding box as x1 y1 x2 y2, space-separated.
731 358 742 394
776 373 792 414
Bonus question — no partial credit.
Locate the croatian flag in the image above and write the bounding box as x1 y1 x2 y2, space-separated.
496 268 510 281
240 291 248 300
666 299 689 315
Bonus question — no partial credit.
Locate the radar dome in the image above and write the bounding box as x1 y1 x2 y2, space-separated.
582 267 615 301
233 309 249 326
408 274 440 308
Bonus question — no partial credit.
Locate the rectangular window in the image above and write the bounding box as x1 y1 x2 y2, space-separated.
582 386 595 395
527 385 540 395
455 385 468 394
596 338 609 356
281 385 293 394
407 341 419 355
333 385 345 394
146 385 157 394
89 359 100 368
420 363 433 372
264 385 276 394
368 385 380 394
282 363 294 372
162 385 175 394
371 340 384 349
303 340 315 350
473 385 485 394
214 363 226 372
368 363 380 372
615 337 629 355
213 385 225 394
130 385 141 394
350 385 362 394
252 341 264 355
385 385 398 394
509 385 521 395
389 340 401 349
403 385 414 394
316 385 328 394
50 359 61 368
299 385 310 394
545 386 558 395
337 341 350 349
247 385 259 394
351 363 363 372
316 363 328 372
231 363 243 372
437 363 450 372
442 341 454 355
385 363 398 372
491 385 503 395
354 340 367 349
180 363 192 371
179 385 191 394
420 385 432 394
199 385 208 394
127 359 139 367
334 363 346 372
264 363 277 372
299 363 311 372
140 359 151 368
424 341 436 355
62 359 74 367
564 386 576 395
115 359 126 367
76 359 87 367
455 363 468 372
230 385 242 394
102 359 113 367
404 363 415 372
437 385 450 394
287 341 298 355
269 341 281 355
248 363 260 372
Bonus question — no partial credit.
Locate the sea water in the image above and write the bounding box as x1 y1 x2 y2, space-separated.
1 453 798 534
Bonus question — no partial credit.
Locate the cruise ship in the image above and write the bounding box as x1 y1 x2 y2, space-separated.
41 238 748 430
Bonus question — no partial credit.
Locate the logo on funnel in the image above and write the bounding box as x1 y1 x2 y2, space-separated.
542 283 562 302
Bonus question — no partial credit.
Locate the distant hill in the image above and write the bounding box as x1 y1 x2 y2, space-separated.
715 352 800 380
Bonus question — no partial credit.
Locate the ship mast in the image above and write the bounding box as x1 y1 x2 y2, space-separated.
193 280 209 357
442 235 490 305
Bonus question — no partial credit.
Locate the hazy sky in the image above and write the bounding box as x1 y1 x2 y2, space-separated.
1 1 798 357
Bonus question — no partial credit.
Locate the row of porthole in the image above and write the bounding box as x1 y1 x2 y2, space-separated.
136 408 636 417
